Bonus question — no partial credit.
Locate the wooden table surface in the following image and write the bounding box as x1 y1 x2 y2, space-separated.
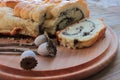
84 4 120 80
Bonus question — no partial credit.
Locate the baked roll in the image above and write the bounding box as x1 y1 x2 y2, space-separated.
56 18 107 49
0 0 90 37
0 7 40 37
13 0 89 36
43 0 90 35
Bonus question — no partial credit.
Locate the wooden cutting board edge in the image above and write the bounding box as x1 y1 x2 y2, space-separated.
0 27 118 80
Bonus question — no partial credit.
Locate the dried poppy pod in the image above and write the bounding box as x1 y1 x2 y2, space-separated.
37 32 57 57
34 34 47 46
37 40 57 57
20 50 38 70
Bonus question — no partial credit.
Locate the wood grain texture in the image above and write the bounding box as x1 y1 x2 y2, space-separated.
0 27 118 80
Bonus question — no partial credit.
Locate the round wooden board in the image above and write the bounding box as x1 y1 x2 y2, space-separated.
0 27 118 80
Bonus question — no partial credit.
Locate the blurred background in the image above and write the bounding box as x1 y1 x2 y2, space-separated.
84 0 120 28
86 0 120 8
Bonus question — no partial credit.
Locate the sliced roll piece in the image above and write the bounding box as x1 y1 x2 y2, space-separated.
56 18 107 49
43 0 90 35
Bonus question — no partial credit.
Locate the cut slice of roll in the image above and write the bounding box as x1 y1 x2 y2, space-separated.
57 18 107 49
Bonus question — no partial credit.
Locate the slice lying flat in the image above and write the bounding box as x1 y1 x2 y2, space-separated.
57 18 107 49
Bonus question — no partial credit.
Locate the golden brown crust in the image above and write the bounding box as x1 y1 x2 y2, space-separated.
14 1 29 17
14 0 47 23
19 0 47 19
20 2 32 19
45 0 62 3
31 4 48 23
0 0 21 8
